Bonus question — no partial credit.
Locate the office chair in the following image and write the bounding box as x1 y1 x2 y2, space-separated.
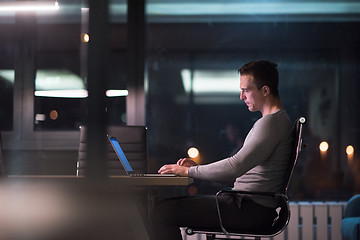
185 117 306 240
77 125 148 176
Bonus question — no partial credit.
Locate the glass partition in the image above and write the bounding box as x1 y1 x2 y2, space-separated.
146 1 360 200
0 0 359 199
0 19 15 131
34 1 128 131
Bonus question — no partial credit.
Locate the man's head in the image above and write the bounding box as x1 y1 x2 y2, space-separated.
238 60 280 113
238 60 279 97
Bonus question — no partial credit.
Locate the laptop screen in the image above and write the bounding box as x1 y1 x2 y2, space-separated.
108 136 134 173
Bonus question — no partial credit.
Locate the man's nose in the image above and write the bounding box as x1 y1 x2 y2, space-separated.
240 92 244 100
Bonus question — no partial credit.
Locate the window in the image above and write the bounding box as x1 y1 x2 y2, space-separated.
145 2 360 199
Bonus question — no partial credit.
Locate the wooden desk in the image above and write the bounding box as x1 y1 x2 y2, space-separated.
4 175 193 240
7 175 193 186
111 175 193 186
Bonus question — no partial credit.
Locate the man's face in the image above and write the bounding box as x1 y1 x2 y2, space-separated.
239 74 265 112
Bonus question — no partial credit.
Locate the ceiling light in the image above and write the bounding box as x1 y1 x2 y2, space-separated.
34 89 88 98
148 2 360 15
181 69 239 94
0 69 128 98
106 90 128 97
0 1 59 12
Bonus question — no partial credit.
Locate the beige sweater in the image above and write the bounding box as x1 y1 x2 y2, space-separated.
188 110 293 208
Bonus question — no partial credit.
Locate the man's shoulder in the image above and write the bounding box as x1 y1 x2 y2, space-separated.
256 110 291 129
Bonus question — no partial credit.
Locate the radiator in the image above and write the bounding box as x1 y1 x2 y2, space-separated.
181 201 347 240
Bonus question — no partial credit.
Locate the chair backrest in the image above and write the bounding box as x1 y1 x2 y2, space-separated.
77 125 148 176
344 194 360 218
280 117 306 195
260 117 306 235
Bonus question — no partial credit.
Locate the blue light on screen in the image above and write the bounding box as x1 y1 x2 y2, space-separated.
110 137 134 172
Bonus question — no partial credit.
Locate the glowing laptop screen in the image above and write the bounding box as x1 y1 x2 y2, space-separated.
108 136 134 173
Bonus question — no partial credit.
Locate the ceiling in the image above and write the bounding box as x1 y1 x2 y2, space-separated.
1 0 360 23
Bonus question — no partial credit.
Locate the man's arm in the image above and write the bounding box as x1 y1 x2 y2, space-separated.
188 112 290 182
158 158 198 176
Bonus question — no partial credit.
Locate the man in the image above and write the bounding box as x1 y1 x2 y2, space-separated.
151 60 293 240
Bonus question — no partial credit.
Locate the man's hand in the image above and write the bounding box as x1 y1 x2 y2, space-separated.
158 164 189 177
177 158 198 167
158 158 198 176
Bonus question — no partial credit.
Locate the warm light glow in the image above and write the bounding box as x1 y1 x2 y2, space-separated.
187 147 199 158
347 145 355 166
346 145 354 155
319 141 329 152
82 34 90 43
49 110 58 120
0 1 59 12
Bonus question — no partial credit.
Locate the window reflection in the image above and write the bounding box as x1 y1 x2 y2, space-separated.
146 18 360 200
33 69 128 130
0 0 358 200
33 69 85 131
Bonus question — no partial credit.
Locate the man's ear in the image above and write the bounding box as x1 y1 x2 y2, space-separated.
262 86 270 96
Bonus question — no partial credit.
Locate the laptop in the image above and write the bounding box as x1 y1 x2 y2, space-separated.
108 135 177 177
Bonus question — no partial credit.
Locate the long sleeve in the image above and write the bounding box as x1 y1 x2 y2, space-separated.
188 110 293 207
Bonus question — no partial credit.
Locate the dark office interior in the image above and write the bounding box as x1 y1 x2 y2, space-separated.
0 0 359 239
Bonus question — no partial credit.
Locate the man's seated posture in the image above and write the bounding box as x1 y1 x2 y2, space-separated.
151 60 293 240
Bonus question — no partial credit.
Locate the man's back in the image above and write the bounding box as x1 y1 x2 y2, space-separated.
234 109 292 207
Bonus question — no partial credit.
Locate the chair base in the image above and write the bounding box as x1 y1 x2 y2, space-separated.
204 234 261 240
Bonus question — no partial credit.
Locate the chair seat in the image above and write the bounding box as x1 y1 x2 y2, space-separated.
186 192 289 238
186 210 288 237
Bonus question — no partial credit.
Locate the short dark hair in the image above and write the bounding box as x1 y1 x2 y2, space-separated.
238 60 279 97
